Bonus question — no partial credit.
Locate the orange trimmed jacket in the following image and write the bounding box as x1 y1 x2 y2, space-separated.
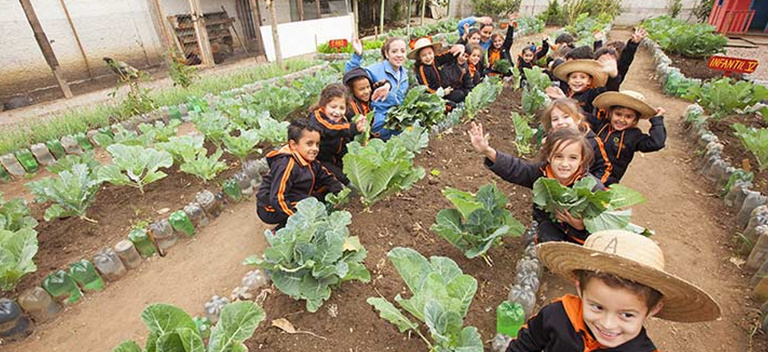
507 295 660 352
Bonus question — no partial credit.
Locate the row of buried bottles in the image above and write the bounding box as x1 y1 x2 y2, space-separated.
0 106 184 180
0 157 264 344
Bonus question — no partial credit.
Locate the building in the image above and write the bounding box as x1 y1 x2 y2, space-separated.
708 0 768 34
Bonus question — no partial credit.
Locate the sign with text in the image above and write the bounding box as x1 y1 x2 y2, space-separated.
328 39 348 48
707 56 759 75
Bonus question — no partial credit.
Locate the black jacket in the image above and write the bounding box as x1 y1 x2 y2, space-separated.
590 116 667 185
414 49 455 93
560 74 622 117
517 39 550 77
507 295 660 352
585 129 612 184
485 151 605 244
308 109 359 167
256 145 342 218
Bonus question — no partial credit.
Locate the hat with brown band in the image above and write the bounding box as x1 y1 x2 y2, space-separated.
593 90 657 119
408 37 443 60
536 230 721 323
552 59 609 88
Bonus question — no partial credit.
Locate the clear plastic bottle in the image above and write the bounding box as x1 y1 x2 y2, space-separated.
93 248 127 281
0 154 26 176
496 301 525 338
150 219 177 255
196 190 221 218
69 259 105 292
747 226 768 270
242 269 269 290
0 299 34 342
43 270 83 304
46 139 67 159
169 210 195 237
507 284 536 318
115 240 143 269
514 271 540 293
15 148 39 173
184 203 210 227
18 287 62 323
30 143 56 166
222 179 242 202
60 136 83 155
234 172 254 195
129 228 157 258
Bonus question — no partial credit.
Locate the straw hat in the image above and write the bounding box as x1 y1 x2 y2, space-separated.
593 91 657 119
407 37 442 60
537 230 721 323
553 59 608 88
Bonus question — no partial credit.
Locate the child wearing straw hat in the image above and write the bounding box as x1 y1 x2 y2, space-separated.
410 37 467 104
506 229 721 352
546 59 621 115
589 90 666 186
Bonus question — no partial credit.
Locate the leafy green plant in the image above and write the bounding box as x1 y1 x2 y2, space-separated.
326 187 352 210
492 59 512 75
641 15 727 58
471 0 520 17
565 12 613 40
137 119 182 143
0 228 38 292
685 77 768 120
112 301 264 352
243 86 304 121
192 111 232 146
46 151 101 175
385 86 446 131
464 77 502 121
157 135 206 164
516 16 545 35
0 193 37 232
343 131 427 208
511 112 536 155
253 112 290 145
367 247 483 352
93 125 154 147
223 129 263 161
167 48 198 88
98 144 173 194
28 164 102 221
732 124 768 171
532 177 646 233
431 184 524 264
537 0 566 26
292 71 342 109
181 149 228 182
245 197 370 312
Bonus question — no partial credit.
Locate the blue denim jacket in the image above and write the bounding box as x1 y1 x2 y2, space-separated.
345 53 408 140
458 17 492 51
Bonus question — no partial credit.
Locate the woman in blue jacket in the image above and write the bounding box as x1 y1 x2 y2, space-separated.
345 37 409 140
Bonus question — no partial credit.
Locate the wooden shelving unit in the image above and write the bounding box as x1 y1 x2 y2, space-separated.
168 11 236 64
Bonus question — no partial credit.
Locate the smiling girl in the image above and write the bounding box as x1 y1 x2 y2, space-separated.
470 123 605 244
458 16 494 50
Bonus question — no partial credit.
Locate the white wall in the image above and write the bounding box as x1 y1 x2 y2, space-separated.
0 0 164 98
259 13 354 61
518 0 702 26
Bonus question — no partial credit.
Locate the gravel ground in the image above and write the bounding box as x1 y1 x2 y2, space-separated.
726 41 768 83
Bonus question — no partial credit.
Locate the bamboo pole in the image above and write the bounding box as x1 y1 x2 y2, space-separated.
266 0 283 65
58 0 93 79
19 0 73 98
248 0 267 58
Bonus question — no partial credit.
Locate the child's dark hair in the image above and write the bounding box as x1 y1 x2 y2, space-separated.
288 118 321 143
565 46 594 60
537 128 594 171
540 98 587 133
490 33 504 48
594 47 618 61
478 23 494 32
467 28 481 40
381 37 405 59
521 44 536 55
311 83 346 111
575 270 664 311
606 40 626 55
555 33 575 45
466 43 483 55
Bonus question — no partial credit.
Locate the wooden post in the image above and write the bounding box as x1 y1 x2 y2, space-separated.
315 0 322 18
19 0 73 98
420 0 426 25
406 0 412 36
352 0 359 37
266 0 283 65
187 0 215 66
379 0 385 35
248 0 267 58
58 0 93 79
147 0 175 49
297 0 304 21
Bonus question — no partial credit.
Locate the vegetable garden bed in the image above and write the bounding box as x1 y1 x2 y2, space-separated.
706 114 768 196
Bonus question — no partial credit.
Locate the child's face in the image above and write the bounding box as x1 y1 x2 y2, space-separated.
289 130 320 162
351 78 371 103
610 107 639 131
493 36 504 49
419 47 435 65
550 107 577 131
469 50 482 65
386 40 407 69
567 72 593 93
457 52 468 65
522 50 535 63
548 140 583 184
468 33 482 46
580 278 661 349
324 96 346 122
480 26 493 41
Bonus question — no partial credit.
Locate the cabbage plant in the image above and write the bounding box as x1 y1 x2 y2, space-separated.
0 228 38 292
98 144 173 194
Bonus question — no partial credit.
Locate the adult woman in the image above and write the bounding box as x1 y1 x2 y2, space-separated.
345 37 409 140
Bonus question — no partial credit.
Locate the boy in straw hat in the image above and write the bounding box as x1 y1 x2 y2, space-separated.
546 58 621 116
506 229 720 352
588 90 666 186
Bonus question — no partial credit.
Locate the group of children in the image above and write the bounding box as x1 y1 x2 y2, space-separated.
254 17 718 352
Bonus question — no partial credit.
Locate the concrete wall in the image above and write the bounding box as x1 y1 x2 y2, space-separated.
259 13 354 61
0 0 164 98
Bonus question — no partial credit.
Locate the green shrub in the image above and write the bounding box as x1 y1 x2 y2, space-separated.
642 15 727 58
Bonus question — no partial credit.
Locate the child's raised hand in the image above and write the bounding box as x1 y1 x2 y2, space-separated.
469 122 495 160
355 114 368 132
654 107 666 117
600 57 618 77
371 84 390 102
509 12 519 21
555 210 585 230
593 30 604 41
450 44 465 56
444 86 454 95
631 28 647 43
352 38 363 56
545 86 565 99
477 16 493 25
463 23 471 33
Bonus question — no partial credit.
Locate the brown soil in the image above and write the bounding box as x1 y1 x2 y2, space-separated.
665 53 744 81
707 114 768 195
247 88 536 352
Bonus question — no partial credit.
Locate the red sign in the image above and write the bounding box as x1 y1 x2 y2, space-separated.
328 39 348 48
707 56 759 75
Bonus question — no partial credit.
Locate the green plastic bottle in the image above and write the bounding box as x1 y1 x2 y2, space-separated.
69 260 105 292
74 133 94 151
14 149 39 173
497 301 525 338
129 228 157 257
169 106 182 120
43 270 83 305
98 126 114 137
46 140 67 159
169 210 195 237
0 166 10 182
222 179 242 202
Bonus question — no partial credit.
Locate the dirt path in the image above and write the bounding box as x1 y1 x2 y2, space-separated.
540 30 766 351
4 201 267 352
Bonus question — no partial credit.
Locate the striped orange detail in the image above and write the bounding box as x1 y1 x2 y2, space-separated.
315 109 349 131
277 159 295 215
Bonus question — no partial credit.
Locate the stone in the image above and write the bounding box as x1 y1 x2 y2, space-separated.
204 295 229 324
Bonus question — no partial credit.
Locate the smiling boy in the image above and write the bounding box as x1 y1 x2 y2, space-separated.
506 230 721 352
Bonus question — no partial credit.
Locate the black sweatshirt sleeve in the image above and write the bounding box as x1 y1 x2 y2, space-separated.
436 48 456 67
502 22 516 52
506 305 550 352
484 151 542 189
635 116 666 152
535 38 549 60
618 40 639 81
316 163 344 194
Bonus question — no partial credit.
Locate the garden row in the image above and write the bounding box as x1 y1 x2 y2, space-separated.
638 28 768 336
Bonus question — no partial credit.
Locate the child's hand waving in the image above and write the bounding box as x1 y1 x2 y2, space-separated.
469 122 496 161
654 107 666 117
355 114 368 132
371 83 390 102
631 28 647 43
545 86 566 99
450 44 465 56
509 12 519 21
352 38 363 56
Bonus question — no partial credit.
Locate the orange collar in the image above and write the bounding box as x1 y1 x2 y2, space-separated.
543 164 585 186
557 295 604 351
270 145 310 167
